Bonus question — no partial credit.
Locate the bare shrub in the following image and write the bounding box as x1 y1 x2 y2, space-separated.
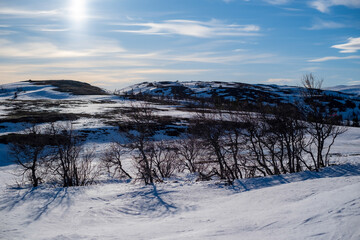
47 123 100 187
300 74 347 170
9 125 48 187
121 102 157 184
101 142 132 179
151 141 179 180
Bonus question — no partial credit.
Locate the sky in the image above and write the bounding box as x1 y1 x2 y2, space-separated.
0 0 359 90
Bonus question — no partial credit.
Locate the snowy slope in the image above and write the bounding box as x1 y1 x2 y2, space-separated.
1 127 360 240
326 85 360 96
0 81 112 101
0 81 72 100
0 164 359 240
120 81 360 121
120 81 359 103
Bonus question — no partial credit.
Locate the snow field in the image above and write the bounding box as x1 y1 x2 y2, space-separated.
0 164 359 240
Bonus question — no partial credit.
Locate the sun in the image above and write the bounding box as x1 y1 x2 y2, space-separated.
69 0 87 23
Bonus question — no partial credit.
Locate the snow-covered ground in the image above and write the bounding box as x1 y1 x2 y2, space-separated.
0 80 359 239
0 127 359 240
0 163 359 240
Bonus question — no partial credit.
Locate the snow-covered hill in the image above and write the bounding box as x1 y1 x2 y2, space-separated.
326 84 360 97
120 81 359 102
0 80 108 100
120 81 360 121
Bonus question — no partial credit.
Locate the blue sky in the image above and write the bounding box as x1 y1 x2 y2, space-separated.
0 0 359 89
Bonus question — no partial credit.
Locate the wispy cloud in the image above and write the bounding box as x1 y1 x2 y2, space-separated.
348 80 360 85
0 39 125 59
167 52 274 64
121 68 210 75
305 19 345 30
309 0 360 13
266 78 294 83
264 0 291 5
0 8 61 17
300 66 321 72
36 27 69 32
20 24 70 32
331 37 360 53
308 55 360 62
112 19 260 38
0 30 16 35
283 7 303 11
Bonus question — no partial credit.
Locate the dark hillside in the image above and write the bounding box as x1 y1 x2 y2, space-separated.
28 80 108 95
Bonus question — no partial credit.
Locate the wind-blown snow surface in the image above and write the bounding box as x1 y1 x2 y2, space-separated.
0 164 359 240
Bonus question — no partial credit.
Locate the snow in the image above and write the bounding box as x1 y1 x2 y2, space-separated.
0 81 117 101
326 85 360 96
0 80 359 239
0 127 359 239
0 164 359 240
0 82 71 100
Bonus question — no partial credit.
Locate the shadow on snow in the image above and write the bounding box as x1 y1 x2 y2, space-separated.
227 163 360 192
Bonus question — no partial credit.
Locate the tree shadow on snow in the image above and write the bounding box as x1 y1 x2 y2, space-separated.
0 186 74 223
115 184 177 217
228 163 360 193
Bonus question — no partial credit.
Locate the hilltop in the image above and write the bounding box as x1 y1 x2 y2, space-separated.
120 80 360 122
0 80 108 100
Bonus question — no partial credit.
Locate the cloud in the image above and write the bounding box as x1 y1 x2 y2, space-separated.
0 8 61 17
0 6 102 21
266 78 294 83
112 19 260 38
308 55 360 62
305 19 345 30
264 0 291 5
168 52 275 64
37 27 69 32
0 30 16 35
348 80 360 85
300 66 321 72
331 37 360 53
0 39 125 59
120 68 210 75
309 0 360 13
283 7 303 11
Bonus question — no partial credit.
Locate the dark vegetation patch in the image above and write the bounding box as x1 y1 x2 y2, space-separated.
0 111 89 124
28 80 108 95
78 128 111 139
0 133 68 145
2 99 85 112
116 114 187 137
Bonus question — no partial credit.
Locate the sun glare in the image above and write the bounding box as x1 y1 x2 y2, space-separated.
69 0 87 23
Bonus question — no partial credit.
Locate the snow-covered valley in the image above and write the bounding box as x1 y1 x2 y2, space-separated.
0 80 359 240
